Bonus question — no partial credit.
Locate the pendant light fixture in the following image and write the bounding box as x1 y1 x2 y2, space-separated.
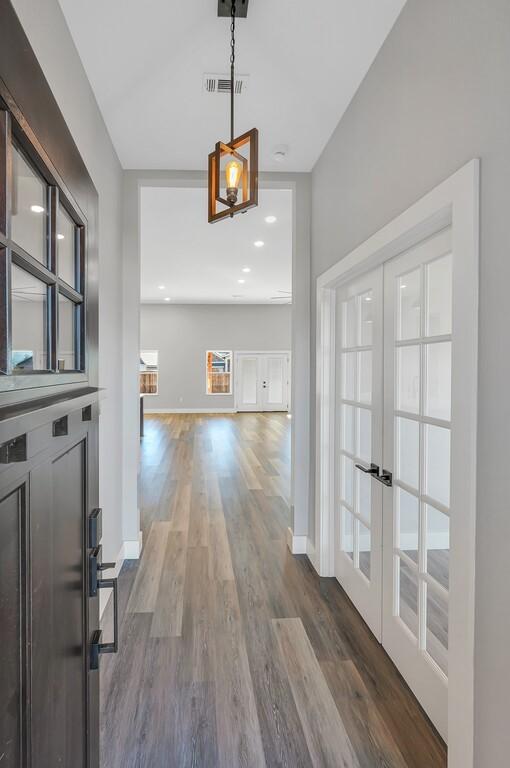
208 0 258 223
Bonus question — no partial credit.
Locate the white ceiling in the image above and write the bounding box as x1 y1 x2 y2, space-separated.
58 0 405 171
140 187 292 304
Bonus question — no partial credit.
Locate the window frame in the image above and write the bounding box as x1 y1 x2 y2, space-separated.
205 349 233 396
0 106 87 388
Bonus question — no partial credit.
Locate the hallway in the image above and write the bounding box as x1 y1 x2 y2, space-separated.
100 413 446 768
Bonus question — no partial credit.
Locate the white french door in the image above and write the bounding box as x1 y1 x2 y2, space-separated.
382 228 452 739
335 228 455 739
235 353 289 412
335 267 384 640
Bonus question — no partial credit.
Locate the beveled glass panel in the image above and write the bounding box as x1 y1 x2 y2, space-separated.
358 350 372 404
11 264 48 371
425 342 451 421
426 254 452 337
426 586 448 675
341 507 354 560
424 424 450 507
57 205 77 288
396 416 420 489
397 345 420 414
398 487 419 564
357 407 371 464
360 291 373 346
340 404 354 454
341 352 356 400
58 293 76 371
359 521 371 580
398 558 419 639
11 144 47 265
426 505 450 590
340 455 354 507
397 268 420 340
342 297 357 348
357 470 371 525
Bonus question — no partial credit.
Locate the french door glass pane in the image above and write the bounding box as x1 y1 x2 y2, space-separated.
398 558 419 639
357 407 371 464
341 507 354 560
11 144 48 265
425 342 451 420
397 345 420 414
357 470 371 525
426 505 450 590
398 488 419 564
11 264 48 371
396 416 420 489
424 424 450 507
342 297 357 348
58 293 76 371
57 205 77 288
398 269 420 340
426 254 452 336
360 291 374 345
426 587 448 675
359 522 371 580
358 350 372 404
340 455 354 506
340 404 354 453
341 352 356 400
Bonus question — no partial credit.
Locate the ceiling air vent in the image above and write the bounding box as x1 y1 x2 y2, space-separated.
203 73 249 95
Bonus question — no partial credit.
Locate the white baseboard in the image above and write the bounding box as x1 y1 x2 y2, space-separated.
286 526 308 555
145 408 236 414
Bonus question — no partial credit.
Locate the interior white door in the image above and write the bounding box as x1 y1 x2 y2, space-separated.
335 267 384 640
236 354 261 411
261 354 289 411
382 228 452 739
236 353 290 412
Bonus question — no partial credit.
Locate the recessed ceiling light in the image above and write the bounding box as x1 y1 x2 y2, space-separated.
401 284 407 289
57 233 65 240
30 204 45 213
164 297 171 302
242 267 251 273
265 215 277 224
364 296 372 302
158 285 165 290
238 278 246 284
254 240 264 248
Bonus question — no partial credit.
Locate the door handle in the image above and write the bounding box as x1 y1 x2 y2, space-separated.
374 469 393 487
355 462 380 475
90 576 119 670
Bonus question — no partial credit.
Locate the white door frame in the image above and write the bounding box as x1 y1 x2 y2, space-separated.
314 160 479 768
234 350 291 412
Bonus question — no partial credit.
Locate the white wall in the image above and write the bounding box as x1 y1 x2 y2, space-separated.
310 0 510 762
140 303 291 411
12 0 125 566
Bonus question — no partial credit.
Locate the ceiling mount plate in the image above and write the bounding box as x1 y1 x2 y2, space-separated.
218 0 249 18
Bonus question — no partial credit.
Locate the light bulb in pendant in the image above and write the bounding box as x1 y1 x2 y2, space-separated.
225 160 242 205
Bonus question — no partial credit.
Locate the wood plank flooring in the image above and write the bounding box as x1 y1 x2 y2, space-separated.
100 413 447 768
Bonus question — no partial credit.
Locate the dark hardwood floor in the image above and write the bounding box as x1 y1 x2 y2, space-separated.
100 413 447 768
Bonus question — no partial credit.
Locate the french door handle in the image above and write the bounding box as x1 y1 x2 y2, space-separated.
355 462 380 475
374 469 393 487
90 576 119 670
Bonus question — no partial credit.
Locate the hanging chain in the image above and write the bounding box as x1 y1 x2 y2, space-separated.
230 0 236 142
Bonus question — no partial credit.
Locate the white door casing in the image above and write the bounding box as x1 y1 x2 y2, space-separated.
314 161 479 768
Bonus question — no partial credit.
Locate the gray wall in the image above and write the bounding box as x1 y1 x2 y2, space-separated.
140 303 291 410
310 0 510 762
12 0 125 565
